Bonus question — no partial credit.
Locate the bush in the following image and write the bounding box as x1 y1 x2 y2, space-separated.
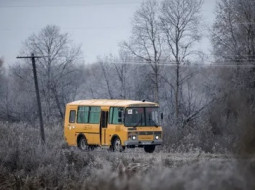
0 122 254 189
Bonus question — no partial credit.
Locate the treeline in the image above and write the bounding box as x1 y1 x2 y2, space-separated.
0 0 255 154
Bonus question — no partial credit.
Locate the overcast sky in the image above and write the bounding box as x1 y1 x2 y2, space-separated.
0 0 216 65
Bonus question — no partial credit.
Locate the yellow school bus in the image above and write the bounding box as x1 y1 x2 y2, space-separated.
64 99 163 153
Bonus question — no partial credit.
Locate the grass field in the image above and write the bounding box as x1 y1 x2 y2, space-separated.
0 122 254 190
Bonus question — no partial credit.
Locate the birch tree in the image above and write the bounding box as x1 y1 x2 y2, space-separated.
160 0 203 122
122 0 163 103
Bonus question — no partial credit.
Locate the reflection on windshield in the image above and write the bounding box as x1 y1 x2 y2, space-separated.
124 107 159 127
146 107 159 126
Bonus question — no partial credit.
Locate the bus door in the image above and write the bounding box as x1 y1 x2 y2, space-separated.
65 106 77 145
100 111 108 145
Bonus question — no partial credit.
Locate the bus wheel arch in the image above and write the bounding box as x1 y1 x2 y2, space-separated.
111 135 125 152
77 133 88 151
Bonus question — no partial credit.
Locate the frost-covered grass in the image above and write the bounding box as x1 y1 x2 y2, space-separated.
0 122 254 190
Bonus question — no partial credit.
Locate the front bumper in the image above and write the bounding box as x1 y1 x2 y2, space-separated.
124 139 163 146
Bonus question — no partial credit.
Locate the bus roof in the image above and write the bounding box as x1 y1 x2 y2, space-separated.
67 99 159 107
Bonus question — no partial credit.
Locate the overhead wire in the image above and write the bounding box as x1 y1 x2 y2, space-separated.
100 61 255 68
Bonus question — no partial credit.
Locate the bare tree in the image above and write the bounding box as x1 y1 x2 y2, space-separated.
212 0 255 90
112 52 128 99
212 0 255 64
208 0 255 152
160 0 203 122
18 25 82 122
95 54 132 100
108 51 138 99
0 58 4 90
0 58 3 92
0 60 39 123
98 57 114 99
0 58 3 74
0 58 6 120
122 0 163 103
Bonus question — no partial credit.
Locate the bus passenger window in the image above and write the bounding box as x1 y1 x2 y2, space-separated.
69 110 76 123
89 107 100 124
77 106 89 123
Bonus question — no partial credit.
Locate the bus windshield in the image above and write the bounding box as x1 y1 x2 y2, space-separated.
124 107 159 127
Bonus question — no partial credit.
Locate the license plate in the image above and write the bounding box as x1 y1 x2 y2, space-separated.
138 135 153 140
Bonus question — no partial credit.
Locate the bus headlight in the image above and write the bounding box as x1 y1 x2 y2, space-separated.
154 133 161 140
128 133 137 140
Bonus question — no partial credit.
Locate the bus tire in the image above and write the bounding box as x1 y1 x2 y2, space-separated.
144 145 155 153
112 137 124 152
78 135 88 151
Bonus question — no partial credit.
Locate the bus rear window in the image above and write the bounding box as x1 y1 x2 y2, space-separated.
69 110 76 123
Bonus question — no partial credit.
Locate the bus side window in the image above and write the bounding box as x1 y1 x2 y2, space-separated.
109 107 123 124
69 110 76 123
77 106 89 123
109 108 113 124
89 107 100 124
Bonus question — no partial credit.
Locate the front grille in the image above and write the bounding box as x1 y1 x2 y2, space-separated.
154 131 161 135
139 131 153 135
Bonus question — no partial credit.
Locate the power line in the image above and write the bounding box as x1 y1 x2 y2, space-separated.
103 61 255 68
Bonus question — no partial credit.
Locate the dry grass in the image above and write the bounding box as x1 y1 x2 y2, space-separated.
0 122 254 190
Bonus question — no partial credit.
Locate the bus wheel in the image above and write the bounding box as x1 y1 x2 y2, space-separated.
78 136 88 151
113 137 124 152
144 145 155 153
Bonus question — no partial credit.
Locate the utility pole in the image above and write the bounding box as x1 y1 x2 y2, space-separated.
17 53 46 143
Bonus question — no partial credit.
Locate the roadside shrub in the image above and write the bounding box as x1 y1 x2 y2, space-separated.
0 122 254 189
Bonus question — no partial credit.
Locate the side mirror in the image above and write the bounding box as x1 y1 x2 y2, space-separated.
160 113 163 120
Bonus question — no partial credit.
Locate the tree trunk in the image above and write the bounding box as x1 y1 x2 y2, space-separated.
175 62 180 121
52 87 64 120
